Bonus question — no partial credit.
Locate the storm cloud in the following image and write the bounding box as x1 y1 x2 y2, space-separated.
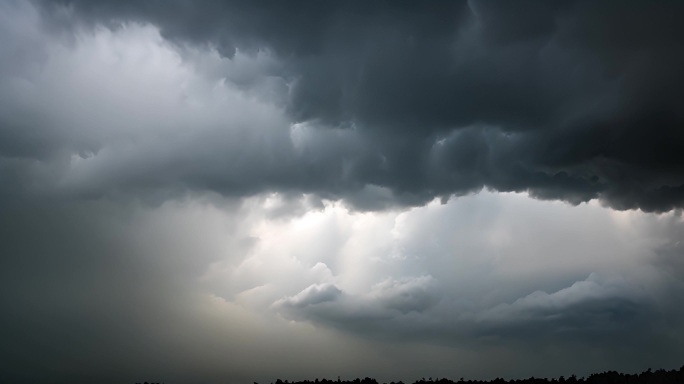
1 1 684 383
20 0 684 211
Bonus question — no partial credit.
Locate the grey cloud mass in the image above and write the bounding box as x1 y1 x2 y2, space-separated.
1 1 684 384
27 0 684 212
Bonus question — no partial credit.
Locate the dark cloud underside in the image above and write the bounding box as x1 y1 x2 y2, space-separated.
1 2 684 382
26 0 684 212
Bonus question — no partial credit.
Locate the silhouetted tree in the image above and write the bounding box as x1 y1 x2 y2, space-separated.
268 365 684 384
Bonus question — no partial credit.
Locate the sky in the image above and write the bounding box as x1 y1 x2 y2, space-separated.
1 1 683 383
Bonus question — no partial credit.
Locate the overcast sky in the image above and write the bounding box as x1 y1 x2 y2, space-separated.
1 1 683 383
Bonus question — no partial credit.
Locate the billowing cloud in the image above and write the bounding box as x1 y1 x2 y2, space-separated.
18 0 683 212
2 191 684 382
253 194 683 352
1 2 684 384
279 283 343 308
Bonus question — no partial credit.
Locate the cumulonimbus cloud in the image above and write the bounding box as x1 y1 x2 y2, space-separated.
0 0 681 212
2 2 684 383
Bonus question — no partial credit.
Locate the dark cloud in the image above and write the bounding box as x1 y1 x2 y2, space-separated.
2 2 684 382
26 0 684 212
275 273 659 346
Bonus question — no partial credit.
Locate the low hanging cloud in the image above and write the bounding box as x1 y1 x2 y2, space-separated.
261 195 683 349
275 276 440 324
197 192 684 357
2 190 684 382
275 272 649 347
278 283 344 308
0 0 680 211
2 2 684 383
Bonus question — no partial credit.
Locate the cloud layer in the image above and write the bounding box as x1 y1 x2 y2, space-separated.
1 2 684 383
4 188 683 383
18 0 682 212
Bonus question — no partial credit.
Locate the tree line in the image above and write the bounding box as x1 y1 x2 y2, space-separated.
264 365 684 384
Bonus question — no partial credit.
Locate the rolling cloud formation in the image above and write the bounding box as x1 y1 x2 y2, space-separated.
1 2 684 384
0 0 681 211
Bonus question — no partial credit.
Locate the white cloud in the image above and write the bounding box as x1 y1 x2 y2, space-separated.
189 191 683 353
277 283 343 308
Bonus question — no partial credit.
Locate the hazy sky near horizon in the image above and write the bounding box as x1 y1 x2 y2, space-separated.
1 1 684 383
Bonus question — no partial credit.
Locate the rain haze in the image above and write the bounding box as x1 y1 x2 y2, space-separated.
1 1 683 383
